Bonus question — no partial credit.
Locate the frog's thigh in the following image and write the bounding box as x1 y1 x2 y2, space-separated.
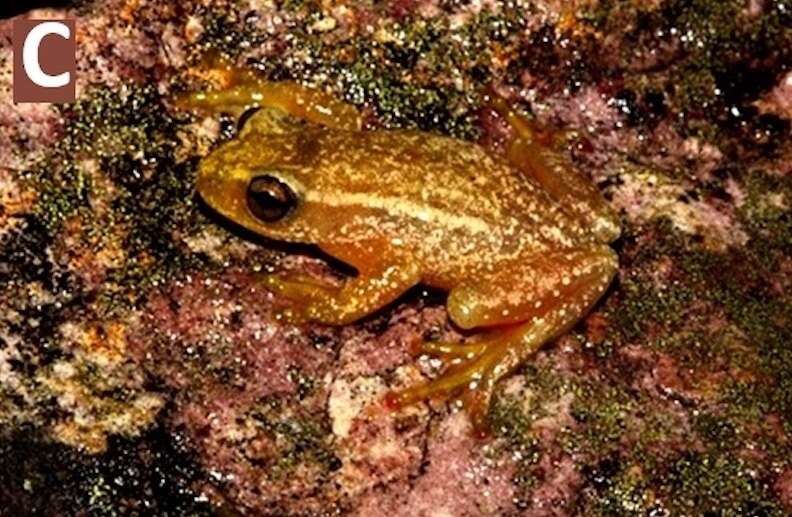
180 67 361 131
492 100 620 242
447 244 617 331
391 245 616 431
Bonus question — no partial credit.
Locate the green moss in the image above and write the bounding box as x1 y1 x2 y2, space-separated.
31 163 91 233
219 4 536 140
585 463 656 516
566 384 635 456
721 382 791 460
487 365 589 502
23 85 213 315
584 449 785 516
738 170 792 268
519 362 574 397
340 48 480 137
608 194 792 435
613 272 695 342
489 398 537 452
691 171 792 433
586 192 790 507
194 8 264 60
488 397 540 503
662 452 784 516
609 220 698 344
98 154 205 312
577 411 785 514
693 412 738 449
582 0 792 149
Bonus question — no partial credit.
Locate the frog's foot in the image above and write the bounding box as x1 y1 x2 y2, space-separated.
416 339 488 361
412 325 522 365
176 61 361 131
258 273 338 324
387 334 515 434
259 273 337 304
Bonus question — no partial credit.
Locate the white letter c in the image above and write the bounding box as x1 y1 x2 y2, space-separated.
23 22 71 88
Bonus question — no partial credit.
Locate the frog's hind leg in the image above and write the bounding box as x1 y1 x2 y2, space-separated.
387 245 617 433
176 62 362 131
490 98 620 243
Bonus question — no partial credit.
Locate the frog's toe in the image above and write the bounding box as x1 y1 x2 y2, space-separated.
416 339 488 361
385 346 505 434
257 273 338 325
270 305 310 325
258 273 336 305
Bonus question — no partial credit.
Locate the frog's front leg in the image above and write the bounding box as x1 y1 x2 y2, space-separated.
267 263 420 326
490 98 620 243
387 245 617 433
177 64 362 131
265 239 421 325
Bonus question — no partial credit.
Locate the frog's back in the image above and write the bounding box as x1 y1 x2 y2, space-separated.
308 128 589 249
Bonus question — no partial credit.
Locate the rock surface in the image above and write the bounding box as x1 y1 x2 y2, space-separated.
0 0 790 515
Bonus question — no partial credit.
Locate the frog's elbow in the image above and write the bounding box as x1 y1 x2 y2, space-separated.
446 288 483 330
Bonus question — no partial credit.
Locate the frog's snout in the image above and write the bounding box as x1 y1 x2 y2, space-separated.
195 165 219 206
195 163 240 216
195 163 254 230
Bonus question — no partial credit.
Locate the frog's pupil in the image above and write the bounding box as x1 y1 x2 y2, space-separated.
246 175 296 222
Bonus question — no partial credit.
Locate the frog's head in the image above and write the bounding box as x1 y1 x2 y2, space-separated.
196 135 332 244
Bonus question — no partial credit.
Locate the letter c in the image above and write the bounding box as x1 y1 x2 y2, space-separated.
23 22 71 88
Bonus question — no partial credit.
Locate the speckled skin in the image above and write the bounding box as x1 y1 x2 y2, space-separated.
188 71 620 430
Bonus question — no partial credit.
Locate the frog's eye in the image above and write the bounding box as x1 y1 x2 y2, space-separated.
246 175 297 222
